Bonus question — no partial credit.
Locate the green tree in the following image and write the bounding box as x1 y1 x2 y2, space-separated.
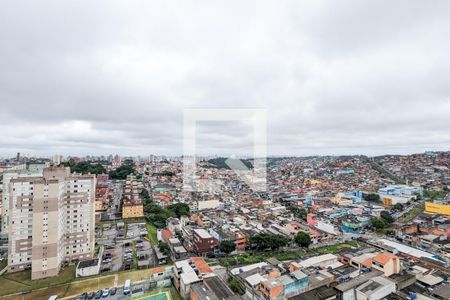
371 218 386 229
175 229 184 242
228 278 245 295
288 205 307 221
160 171 175 176
393 203 404 211
145 203 176 228
251 233 289 251
364 193 381 202
167 203 190 218
109 159 135 179
158 241 170 255
380 211 395 224
295 231 312 248
61 160 107 175
140 189 150 201
219 240 236 254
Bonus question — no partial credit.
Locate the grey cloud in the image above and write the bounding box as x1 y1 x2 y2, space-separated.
0 0 450 157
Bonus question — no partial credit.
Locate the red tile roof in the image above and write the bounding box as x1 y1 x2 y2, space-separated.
191 257 212 274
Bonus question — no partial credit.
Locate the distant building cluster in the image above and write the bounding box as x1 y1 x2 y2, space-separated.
0 151 448 300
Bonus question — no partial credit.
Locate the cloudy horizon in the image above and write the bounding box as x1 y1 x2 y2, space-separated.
1 1 450 158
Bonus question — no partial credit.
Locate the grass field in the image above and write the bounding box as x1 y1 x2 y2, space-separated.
0 266 163 299
219 240 359 266
0 266 76 296
375 226 395 236
399 203 424 223
132 242 138 270
117 268 154 285
0 260 7 271
146 224 158 246
0 285 69 300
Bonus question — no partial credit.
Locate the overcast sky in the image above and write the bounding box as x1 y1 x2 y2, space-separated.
1 1 450 158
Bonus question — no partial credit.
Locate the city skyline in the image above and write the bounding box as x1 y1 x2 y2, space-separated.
2 148 450 160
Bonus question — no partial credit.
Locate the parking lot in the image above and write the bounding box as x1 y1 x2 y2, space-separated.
124 223 156 270
96 222 156 274
68 282 154 300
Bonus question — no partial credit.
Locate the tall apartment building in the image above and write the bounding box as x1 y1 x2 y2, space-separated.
7 166 96 280
1 163 46 237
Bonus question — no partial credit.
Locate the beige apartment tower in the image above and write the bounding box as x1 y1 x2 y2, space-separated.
7 166 96 280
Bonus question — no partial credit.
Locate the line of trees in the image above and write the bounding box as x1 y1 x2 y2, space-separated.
144 200 190 229
61 159 107 175
371 210 395 229
295 231 312 248
249 231 312 251
109 159 136 179
250 233 289 251
364 193 381 202
287 205 307 221
219 240 236 254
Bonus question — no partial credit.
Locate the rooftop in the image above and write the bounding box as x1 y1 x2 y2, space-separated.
193 228 213 239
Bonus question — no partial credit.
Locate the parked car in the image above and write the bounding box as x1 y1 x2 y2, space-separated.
123 280 131 295
102 288 110 297
110 287 117 295
95 290 102 299
79 293 88 300
87 292 95 299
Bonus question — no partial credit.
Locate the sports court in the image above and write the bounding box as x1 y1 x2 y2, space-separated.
134 290 172 300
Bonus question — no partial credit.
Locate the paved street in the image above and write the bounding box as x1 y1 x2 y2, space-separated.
65 282 152 300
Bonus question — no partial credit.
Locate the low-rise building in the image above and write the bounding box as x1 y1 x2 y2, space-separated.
192 229 218 256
